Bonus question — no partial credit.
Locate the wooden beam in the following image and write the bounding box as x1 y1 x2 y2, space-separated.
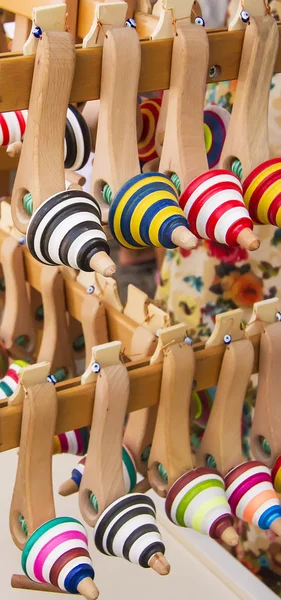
1 27 281 112
0 333 260 452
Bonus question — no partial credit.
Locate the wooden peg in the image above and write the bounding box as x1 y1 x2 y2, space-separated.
11 32 76 233
151 0 196 40
37 266 76 378
8 361 50 407
77 272 123 312
247 298 280 336
206 309 244 348
0 235 37 354
145 303 170 333
81 293 108 367
79 342 129 526
83 2 127 48
150 323 188 364
148 342 195 495
91 27 141 203
228 0 268 31
81 340 121 385
124 284 149 323
220 14 279 179
251 321 281 465
9 383 57 550
23 4 67 55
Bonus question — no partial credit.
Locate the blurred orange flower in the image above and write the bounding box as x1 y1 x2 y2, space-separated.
222 271 263 308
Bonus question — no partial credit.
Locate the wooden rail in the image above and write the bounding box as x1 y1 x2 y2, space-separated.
1 26 281 112
0 332 260 452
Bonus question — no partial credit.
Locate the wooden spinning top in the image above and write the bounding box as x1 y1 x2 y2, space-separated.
109 172 197 250
225 462 281 536
59 445 137 496
94 494 170 575
21 516 99 599
26 190 116 276
165 468 237 546
138 97 162 164
243 158 281 227
179 170 259 250
53 427 90 456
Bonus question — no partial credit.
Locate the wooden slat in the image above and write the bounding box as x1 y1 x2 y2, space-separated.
1 27 281 112
0 333 260 452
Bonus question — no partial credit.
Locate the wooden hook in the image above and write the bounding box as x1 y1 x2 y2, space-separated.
8 361 50 407
37 266 76 378
81 293 109 368
159 20 208 189
11 32 76 233
148 341 195 496
9 382 57 550
220 13 279 178
91 26 141 204
0 235 37 355
79 341 129 526
77 272 123 312
197 309 254 475
250 318 281 465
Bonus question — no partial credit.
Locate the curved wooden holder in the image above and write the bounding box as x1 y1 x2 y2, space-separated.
37 266 76 378
11 32 76 233
251 321 281 465
148 342 195 496
9 383 57 550
81 294 108 368
91 27 141 204
159 20 209 189
8 362 50 407
228 0 268 31
246 298 280 337
220 14 279 178
79 342 129 526
197 310 254 474
0 235 37 354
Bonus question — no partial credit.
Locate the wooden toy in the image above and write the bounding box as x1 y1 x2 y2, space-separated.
245 299 281 493
147 325 238 546
138 96 162 164
10 29 115 277
9 379 99 599
91 17 196 250
79 341 170 575
197 309 281 536
157 6 259 251
220 3 281 229
204 104 231 170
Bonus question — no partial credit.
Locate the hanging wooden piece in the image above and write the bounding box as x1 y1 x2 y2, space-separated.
37 266 76 378
197 309 281 536
147 331 238 546
10 30 114 277
159 15 259 250
92 21 196 250
228 0 267 31
79 341 170 575
8 361 50 407
220 5 281 231
9 379 99 599
81 292 108 368
246 297 280 336
82 1 127 48
0 235 37 355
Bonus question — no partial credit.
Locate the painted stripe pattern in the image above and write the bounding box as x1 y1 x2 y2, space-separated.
26 190 110 272
0 360 28 400
165 467 234 539
0 106 90 171
138 98 161 163
225 461 281 530
179 170 253 246
94 494 165 568
0 110 28 146
243 158 281 226
109 172 187 249
69 445 137 491
272 455 281 493
54 427 90 456
64 105 91 171
204 105 230 169
22 517 95 594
